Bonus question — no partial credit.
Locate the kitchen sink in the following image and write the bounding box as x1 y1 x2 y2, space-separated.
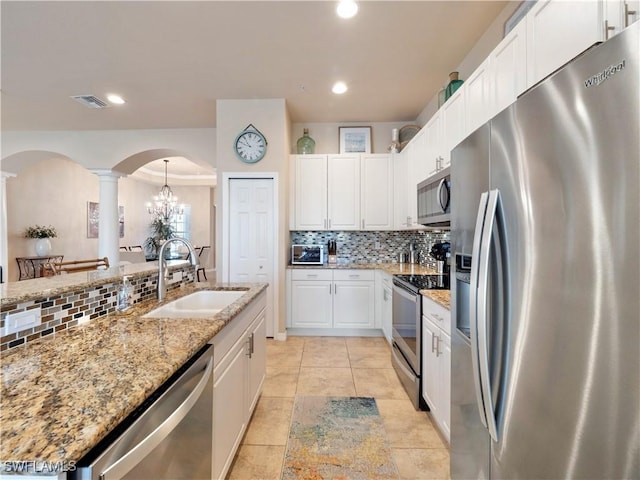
142 290 247 318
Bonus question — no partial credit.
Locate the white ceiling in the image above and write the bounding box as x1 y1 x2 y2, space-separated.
1 0 508 178
1 0 509 130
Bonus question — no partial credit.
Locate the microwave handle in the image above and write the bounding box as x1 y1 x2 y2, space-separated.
437 178 449 212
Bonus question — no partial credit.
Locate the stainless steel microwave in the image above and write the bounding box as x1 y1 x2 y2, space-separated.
291 244 324 264
417 167 451 227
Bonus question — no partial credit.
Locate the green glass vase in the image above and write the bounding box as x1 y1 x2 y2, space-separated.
296 128 316 154
444 72 464 101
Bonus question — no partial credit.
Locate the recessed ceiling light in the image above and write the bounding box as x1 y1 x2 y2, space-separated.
106 94 126 105
336 0 358 19
332 81 348 94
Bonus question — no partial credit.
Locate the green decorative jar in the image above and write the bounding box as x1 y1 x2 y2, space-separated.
296 128 316 154
444 72 464 101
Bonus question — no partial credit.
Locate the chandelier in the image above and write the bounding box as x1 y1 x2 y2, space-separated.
147 159 184 220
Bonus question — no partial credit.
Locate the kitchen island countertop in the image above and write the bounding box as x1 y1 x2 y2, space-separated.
0 282 267 474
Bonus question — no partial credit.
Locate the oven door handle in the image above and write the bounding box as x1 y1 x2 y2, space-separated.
99 352 214 480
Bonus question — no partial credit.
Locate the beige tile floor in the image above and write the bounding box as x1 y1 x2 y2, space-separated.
226 336 450 480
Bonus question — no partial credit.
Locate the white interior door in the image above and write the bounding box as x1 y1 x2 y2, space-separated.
229 178 274 337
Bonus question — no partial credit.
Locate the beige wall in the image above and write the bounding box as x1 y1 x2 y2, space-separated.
289 121 408 155
6 157 212 281
416 1 521 126
216 98 289 336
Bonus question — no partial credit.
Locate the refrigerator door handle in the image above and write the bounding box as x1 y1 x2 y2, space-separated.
469 191 490 430
477 189 503 442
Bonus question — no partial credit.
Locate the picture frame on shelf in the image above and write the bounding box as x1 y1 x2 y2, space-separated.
339 126 372 154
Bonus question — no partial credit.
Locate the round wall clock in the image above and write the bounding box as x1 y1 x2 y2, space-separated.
234 124 268 163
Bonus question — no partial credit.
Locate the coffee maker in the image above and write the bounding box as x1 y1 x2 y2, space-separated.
429 242 450 275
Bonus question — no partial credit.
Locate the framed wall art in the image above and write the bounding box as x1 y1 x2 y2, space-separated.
339 126 372 154
87 202 124 238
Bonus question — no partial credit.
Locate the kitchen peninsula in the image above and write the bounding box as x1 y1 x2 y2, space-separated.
0 263 267 478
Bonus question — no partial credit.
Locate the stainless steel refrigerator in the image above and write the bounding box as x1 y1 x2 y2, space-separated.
450 22 639 479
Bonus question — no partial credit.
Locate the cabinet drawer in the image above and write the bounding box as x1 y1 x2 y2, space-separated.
422 296 451 336
290 269 333 281
332 269 375 281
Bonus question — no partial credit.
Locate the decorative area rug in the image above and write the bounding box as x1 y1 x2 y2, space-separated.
282 396 400 479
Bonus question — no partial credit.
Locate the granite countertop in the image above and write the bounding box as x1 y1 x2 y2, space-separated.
0 260 188 306
288 262 439 276
421 290 451 310
0 282 267 472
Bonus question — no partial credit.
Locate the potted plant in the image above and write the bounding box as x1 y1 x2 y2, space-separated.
144 217 175 257
24 224 57 256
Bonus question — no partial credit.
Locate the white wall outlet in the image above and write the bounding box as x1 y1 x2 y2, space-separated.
169 271 183 284
3 308 42 336
375 241 381 250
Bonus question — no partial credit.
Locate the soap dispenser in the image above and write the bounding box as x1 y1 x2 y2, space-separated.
117 276 132 311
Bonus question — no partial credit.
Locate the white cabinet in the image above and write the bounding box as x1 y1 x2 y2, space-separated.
333 270 375 328
328 154 360 230
421 296 451 444
441 86 466 168
603 0 639 38
393 135 426 230
423 111 444 178
465 57 492 134
212 293 266 479
293 154 327 230
288 269 376 331
361 154 394 230
290 270 333 328
379 271 393 344
393 150 410 229
526 0 601 89
490 19 527 115
291 154 392 231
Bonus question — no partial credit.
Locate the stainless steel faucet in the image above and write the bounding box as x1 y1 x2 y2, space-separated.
157 237 198 301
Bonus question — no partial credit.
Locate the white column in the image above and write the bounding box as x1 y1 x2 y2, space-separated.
0 172 17 283
90 170 125 268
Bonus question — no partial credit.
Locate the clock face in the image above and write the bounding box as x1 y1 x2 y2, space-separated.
234 130 267 163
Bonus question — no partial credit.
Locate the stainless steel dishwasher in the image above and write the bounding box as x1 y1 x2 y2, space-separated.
73 344 214 480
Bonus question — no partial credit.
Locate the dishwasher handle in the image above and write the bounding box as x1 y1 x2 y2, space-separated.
99 349 214 480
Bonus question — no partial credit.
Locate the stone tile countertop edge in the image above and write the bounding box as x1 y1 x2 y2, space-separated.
287 262 440 276
0 282 267 469
421 290 451 310
0 260 189 306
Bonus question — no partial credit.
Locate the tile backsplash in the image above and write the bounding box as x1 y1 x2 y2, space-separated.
290 230 450 267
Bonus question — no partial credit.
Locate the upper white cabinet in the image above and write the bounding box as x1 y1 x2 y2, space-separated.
441 86 466 167
525 0 601 88
327 154 360 230
361 154 394 230
423 111 443 178
291 154 392 231
293 154 327 230
464 57 492 135
393 150 410 230
603 0 639 38
490 19 527 116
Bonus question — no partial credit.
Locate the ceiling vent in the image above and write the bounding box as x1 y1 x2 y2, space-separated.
70 95 110 109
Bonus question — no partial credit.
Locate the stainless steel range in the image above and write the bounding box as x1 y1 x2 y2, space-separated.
391 274 449 410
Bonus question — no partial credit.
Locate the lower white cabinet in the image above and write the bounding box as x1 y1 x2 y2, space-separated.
421 296 451 444
288 269 375 332
379 271 393 344
212 292 266 479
